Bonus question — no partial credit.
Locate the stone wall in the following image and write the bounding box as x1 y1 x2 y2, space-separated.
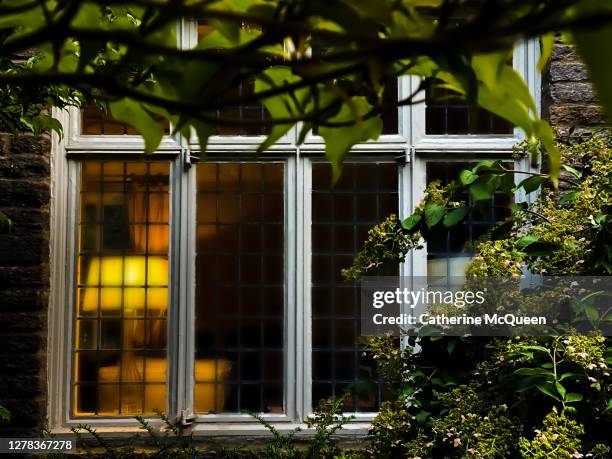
543 43 607 137
0 134 50 436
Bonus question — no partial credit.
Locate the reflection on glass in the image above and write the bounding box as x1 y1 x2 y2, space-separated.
195 162 285 414
426 162 512 279
75 161 169 416
81 106 170 136
197 21 269 136
311 162 398 412
213 79 271 136
312 77 399 137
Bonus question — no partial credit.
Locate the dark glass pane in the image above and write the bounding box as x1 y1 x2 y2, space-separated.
195 162 285 414
426 162 512 278
312 77 399 136
381 77 399 135
425 80 513 135
196 22 270 137
311 162 398 412
81 106 169 136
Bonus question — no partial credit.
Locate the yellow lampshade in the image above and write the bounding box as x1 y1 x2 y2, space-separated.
81 256 168 312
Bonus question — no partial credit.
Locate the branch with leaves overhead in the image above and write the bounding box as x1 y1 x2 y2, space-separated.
2 0 612 181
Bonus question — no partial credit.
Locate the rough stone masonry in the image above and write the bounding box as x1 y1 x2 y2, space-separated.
0 134 50 436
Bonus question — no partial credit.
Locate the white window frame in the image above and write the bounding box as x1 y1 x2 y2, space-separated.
410 39 541 277
47 18 540 432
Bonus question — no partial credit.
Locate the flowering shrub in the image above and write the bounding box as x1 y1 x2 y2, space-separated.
517 409 584 458
348 132 612 458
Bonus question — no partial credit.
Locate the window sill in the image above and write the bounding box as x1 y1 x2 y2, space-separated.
50 422 371 439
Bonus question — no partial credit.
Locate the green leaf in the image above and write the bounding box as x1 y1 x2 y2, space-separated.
0 404 10 423
319 97 382 183
555 381 566 399
109 99 164 154
446 340 457 355
401 214 422 231
565 393 583 403
0 211 12 231
522 241 560 257
561 164 582 179
474 70 533 128
192 119 215 154
443 207 468 228
424 203 445 228
512 368 552 377
517 175 545 193
38 115 63 139
516 235 540 251
584 304 600 323
518 345 552 354
559 372 579 381
297 122 312 146
472 160 504 173
472 51 510 92
414 410 431 426
538 34 555 72
559 191 581 204
536 383 561 401
459 169 478 185
0 4 45 30
534 120 560 186
255 67 304 153
470 176 499 202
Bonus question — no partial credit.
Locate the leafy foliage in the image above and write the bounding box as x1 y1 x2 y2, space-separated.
70 409 200 458
0 403 10 423
65 399 356 458
342 214 421 280
346 132 612 279
249 412 302 459
345 131 611 458
3 1 612 179
517 408 583 458
0 56 82 135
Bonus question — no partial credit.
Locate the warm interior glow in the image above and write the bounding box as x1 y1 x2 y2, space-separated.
75 161 172 416
97 358 233 414
79 254 235 414
193 359 233 413
81 256 169 312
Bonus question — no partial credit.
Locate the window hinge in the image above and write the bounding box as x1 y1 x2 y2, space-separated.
182 146 199 171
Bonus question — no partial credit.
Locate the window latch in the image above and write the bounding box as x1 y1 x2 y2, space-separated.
179 409 197 426
182 146 199 171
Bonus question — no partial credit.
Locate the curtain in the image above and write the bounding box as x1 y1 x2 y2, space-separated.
120 178 169 397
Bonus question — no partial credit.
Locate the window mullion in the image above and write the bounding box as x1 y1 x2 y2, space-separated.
168 156 196 419
285 156 298 421
300 157 313 419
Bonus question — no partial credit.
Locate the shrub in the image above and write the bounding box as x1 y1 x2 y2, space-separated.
347 132 611 458
518 408 583 458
